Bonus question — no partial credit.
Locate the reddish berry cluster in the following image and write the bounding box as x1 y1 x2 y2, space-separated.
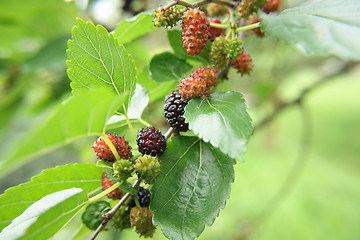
182 8 210 56
230 51 253 76
263 0 281 13
178 67 216 100
130 207 156 238
92 133 132 163
101 173 123 200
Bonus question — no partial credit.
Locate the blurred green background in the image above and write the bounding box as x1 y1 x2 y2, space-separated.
0 0 359 239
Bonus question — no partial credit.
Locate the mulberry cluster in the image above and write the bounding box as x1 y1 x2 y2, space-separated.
130 207 156 238
112 206 132 231
230 50 253 75
210 35 227 69
137 126 166 157
113 159 134 182
153 6 183 28
248 16 265 37
164 91 189 132
263 0 281 13
178 67 216 100
101 173 123 200
237 0 266 18
92 133 132 163
225 38 243 60
135 155 161 184
129 187 151 208
206 3 228 17
182 8 210 56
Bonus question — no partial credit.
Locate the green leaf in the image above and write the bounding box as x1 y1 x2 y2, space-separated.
0 163 103 230
184 91 253 161
0 89 123 177
96 160 113 168
113 13 156 45
150 136 235 240
149 52 193 83
137 67 179 103
81 201 111 230
167 30 210 64
261 0 360 61
0 188 88 240
106 84 149 128
66 18 136 108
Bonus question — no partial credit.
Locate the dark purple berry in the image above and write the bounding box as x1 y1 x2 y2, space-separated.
129 187 151 208
136 127 166 156
164 91 189 132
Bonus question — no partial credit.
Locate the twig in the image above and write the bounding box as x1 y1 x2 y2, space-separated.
255 62 354 131
216 66 230 80
236 22 260 33
164 127 174 140
161 0 237 11
89 178 141 240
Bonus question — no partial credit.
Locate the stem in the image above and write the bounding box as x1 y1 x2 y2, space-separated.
209 22 230 29
134 197 141 208
238 18 246 43
161 0 236 11
164 127 174 140
88 181 121 204
122 104 137 140
236 22 260 32
89 178 141 240
138 118 151 127
101 134 120 161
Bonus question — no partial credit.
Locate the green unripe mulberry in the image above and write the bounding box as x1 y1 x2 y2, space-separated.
135 155 161 184
153 6 183 28
210 35 228 69
112 206 132 231
113 159 134 182
226 38 243 60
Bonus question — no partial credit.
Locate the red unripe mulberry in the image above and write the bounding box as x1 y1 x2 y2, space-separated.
92 133 132 163
182 8 210 56
263 0 281 13
230 51 253 76
101 173 123 200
